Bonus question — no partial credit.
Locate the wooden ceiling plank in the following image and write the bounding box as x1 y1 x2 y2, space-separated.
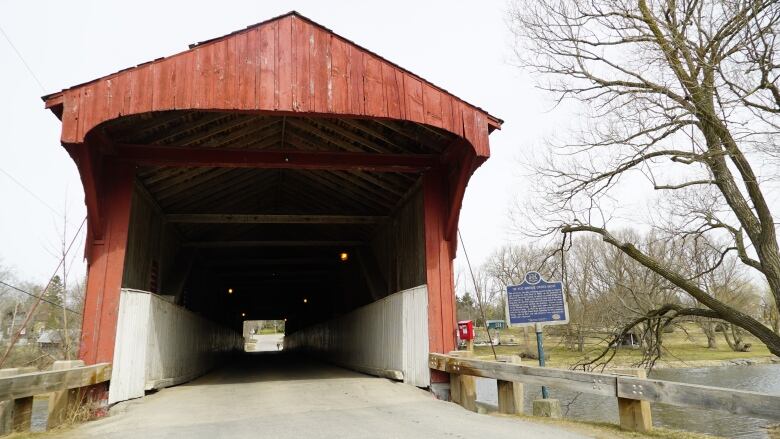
182 240 365 248
167 214 386 224
283 123 362 153
298 171 390 213
317 170 398 206
165 170 272 212
303 117 396 153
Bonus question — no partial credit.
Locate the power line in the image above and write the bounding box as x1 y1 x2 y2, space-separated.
0 23 46 92
0 280 81 315
458 229 498 360
0 167 62 216
0 217 86 367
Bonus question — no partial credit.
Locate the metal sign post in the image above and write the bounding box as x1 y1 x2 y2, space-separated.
506 272 568 400
534 322 549 399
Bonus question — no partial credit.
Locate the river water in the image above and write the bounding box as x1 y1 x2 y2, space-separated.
475 363 780 438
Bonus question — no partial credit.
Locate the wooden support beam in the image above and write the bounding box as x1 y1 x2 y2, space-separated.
183 240 364 248
115 144 436 172
496 356 524 415
47 360 86 429
615 369 652 432
11 397 32 433
167 214 386 224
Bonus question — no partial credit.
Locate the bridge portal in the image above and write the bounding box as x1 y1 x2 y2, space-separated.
42 11 500 404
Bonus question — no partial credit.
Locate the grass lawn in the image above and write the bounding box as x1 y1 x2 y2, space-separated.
471 323 776 368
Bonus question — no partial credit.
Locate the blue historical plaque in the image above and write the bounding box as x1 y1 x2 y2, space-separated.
506 272 568 326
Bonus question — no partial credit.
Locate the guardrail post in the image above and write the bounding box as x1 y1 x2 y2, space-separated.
496 355 523 414
0 367 37 436
616 368 652 433
48 360 85 429
11 397 33 433
447 351 477 412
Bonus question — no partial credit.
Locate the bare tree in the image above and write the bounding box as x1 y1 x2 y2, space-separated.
510 0 780 357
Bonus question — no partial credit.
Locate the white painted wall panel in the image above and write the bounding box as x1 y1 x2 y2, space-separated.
285 285 430 387
109 289 242 404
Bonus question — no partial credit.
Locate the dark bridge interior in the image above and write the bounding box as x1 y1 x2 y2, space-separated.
113 110 449 332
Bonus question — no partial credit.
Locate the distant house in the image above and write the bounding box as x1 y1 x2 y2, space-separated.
36 329 80 352
486 320 506 330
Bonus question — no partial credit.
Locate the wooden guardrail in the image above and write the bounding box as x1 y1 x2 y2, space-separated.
0 361 111 436
430 353 780 432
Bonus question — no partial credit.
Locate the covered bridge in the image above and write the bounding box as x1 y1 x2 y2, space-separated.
42 11 501 403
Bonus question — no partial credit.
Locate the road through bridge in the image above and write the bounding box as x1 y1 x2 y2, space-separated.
56 351 589 439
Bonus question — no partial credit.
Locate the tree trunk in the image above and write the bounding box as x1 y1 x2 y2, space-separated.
699 320 718 349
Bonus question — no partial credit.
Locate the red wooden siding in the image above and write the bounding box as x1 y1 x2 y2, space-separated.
49 14 497 162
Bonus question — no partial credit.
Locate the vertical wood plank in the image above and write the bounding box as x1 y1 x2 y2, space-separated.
382 65 401 119
128 65 152 115
276 16 293 111
106 77 121 120
330 38 349 114
211 41 227 108
258 24 276 110
395 70 406 120
363 54 386 117
617 369 652 432
404 75 424 123
441 94 454 133
461 105 477 148
347 45 364 115
423 169 444 356
460 375 477 412
61 89 80 143
152 59 175 111
193 46 210 109
77 84 96 141
11 397 32 433
452 99 464 136
292 17 311 112
423 84 443 128
450 373 462 404
173 53 194 110
312 27 331 113
237 30 255 110
497 356 524 415
224 37 238 108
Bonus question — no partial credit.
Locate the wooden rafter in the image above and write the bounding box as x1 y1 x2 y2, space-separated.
167 214 386 224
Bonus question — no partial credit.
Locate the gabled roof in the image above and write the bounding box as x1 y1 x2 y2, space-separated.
42 11 500 157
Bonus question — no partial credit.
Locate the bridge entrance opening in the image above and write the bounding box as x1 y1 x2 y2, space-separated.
116 112 434 334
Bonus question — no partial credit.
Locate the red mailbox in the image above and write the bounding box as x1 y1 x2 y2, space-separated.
458 320 474 340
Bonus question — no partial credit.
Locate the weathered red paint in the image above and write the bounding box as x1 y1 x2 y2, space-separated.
423 167 458 383
43 12 501 369
78 159 134 364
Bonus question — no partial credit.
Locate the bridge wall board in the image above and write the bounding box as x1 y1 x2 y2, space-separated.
109 289 243 404
370 186 425 297
122 184 181 295
284 285 430 387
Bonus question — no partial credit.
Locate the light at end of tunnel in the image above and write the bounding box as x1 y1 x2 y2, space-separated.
228 288 233 294
340 252 349 262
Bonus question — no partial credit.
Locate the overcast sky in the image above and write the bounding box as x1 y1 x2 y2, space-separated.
0 0 573 285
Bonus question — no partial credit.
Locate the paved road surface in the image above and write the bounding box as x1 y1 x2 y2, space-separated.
56 353 591 439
